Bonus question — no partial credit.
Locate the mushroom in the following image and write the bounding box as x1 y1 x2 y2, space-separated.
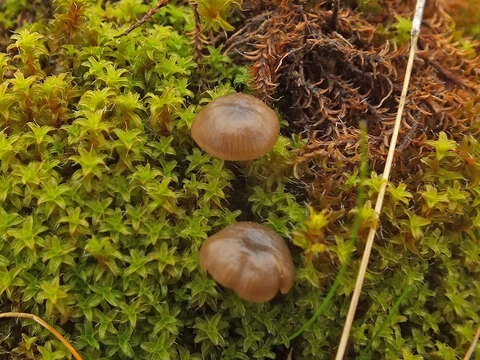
199 222 294 303
191 93 280 161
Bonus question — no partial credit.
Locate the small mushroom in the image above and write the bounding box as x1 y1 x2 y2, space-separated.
191 93 280 161
199 222 294 303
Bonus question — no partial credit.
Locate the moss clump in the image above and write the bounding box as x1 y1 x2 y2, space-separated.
445 0 480 39
0 1 308 359
0 0 479 359
222 0 480 187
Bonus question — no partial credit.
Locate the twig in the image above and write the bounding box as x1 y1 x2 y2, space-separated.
114 0 170 39
463 324 480 360
0 312 83 360
397 119 419 152
334 1 426 359
190 1 203 61
330 0 339 30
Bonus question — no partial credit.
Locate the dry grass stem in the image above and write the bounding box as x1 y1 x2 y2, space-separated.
114 0 170 38
0 312 84 360
463 325 480 360
334 1 426 359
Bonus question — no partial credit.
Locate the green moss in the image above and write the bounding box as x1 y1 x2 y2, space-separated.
358 0 383 16
0 1 479 359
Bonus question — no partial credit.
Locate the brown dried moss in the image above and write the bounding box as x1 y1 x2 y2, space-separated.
444 0 480 38
222 0 480 207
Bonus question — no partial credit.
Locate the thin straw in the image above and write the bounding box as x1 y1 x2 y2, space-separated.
0 312 83 360
334 1 426 358
463 324 480 360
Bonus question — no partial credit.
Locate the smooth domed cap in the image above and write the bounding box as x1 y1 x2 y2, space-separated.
191 93 280 161
199 222 294 303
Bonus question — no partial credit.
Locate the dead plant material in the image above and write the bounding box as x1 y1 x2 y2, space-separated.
463 324 480 360
224 0 480 204
287 347 293 360
114 0 170 38
189 1 208 61
0 312 83 360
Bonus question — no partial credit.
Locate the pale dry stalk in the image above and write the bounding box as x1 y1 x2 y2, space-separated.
463 324 480 360
0 312 83 360
334 1 426 358
114 0 170 38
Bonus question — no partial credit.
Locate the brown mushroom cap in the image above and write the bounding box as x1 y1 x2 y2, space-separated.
191 93 280 161
199 222 294 303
